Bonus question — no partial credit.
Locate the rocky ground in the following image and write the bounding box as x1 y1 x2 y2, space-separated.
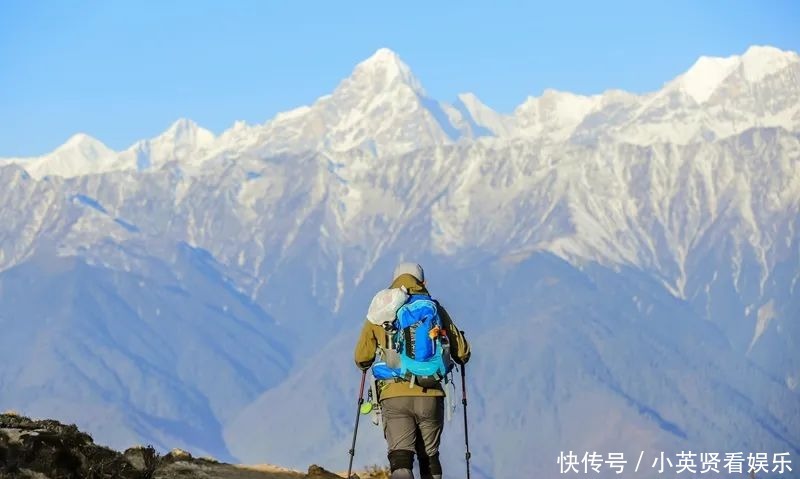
0 413 381 479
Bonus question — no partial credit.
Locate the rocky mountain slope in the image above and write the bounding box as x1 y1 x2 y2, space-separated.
0 413 365 479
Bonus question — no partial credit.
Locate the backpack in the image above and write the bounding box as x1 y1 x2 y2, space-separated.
371 294 454 389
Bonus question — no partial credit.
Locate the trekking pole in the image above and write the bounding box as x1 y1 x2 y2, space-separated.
346 369 367 479
460 332 472 479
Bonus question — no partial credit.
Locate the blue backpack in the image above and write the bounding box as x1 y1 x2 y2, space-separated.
372 294 453 388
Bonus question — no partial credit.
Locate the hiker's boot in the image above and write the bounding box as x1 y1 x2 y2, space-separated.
388 450 415 479
418 451 442 479
390 469 414 479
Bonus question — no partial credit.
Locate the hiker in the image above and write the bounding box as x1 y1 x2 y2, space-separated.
354 262 471 479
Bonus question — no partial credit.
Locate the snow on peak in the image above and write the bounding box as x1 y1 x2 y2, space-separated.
740 45 799 82
510 89 602 140
672 55 740 103
0 132 121 178
24 133 120 178
57 133 113 154
350 48 424 93
544 89 596 110
165 118 198 134
248 47 451 156
47 133 115 162
516 89 598 122
365 47 402 64
669 46 798 103
161 118 215 146
118 118 216 170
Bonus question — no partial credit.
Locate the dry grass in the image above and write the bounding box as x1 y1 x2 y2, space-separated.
236 463 304 475
361 464 391 479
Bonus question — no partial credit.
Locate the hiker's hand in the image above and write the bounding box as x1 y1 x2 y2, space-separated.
454 352 470 365
357 361 372 371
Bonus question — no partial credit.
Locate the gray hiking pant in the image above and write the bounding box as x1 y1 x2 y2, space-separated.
382 396 444 478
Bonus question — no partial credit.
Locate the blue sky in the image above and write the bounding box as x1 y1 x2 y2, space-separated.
1 0 798 156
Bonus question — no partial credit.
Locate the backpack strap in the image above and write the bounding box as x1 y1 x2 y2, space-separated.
407 293 432 303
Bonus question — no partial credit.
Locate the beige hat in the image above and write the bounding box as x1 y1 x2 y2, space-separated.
393 262 424 282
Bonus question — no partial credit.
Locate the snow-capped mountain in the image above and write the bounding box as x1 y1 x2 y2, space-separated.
594 45 800 144
4 133 121 178
0 46 798 478
250 47 473 155
2 119 215 179
7 45 798 179
119 118 216 170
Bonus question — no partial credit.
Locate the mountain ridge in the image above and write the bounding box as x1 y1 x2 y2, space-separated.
4 45 799 178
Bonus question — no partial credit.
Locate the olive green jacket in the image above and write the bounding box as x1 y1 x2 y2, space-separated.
354 273 471 400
